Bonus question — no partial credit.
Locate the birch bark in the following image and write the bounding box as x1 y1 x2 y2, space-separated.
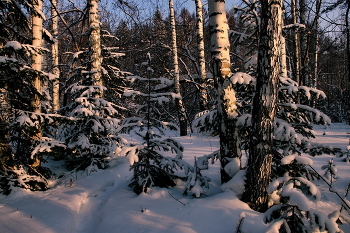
241 0 283 212
300 0 310 86
195 0 207 110
52 0 60 111
88 0 102 89
208 0 241 184
310 0 322 88
31 0 43 114
292 0 301 84
31 0 43 167
169 0 187 136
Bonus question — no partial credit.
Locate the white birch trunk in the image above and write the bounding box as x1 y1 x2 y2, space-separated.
31 0 43 167
169 0 187 136
292 0 301 84
31 0 43 114
310 0 322 89
299 0 310 86
281 36 287 78
52 0 60 111
195 0 207 110
209 0 240 184
312 16 319 88
88 0 102 88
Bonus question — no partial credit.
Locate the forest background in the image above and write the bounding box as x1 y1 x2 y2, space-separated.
1 0 350 232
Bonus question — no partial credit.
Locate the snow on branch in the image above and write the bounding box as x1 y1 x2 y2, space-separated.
274 119 301 144
281 154 313 166
31 137 66 157
230 72 255 85
283 23 306 29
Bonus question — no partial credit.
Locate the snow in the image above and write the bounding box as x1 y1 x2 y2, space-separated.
1 124 350 232
4 41 22 50
223 158 240 177
282 182 310 211
230 72 255 85
281 154 313 165
265 219 290 233
0 56 17 63
223 85 238 118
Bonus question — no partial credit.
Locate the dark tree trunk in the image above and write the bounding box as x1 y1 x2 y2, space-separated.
241 0 283 212
346 1 350 83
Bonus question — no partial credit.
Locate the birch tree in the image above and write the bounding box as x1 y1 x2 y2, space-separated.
299 0 310 86
291 0 301 84
88 0 102 90
169 0 187 136
30 0 43 168
241 0 283 212
208 0 241 184
195 0 207 110
310 0 322 88
51 0 60 111
31 0 43 115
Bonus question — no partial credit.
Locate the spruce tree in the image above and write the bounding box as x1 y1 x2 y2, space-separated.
122 54 191 194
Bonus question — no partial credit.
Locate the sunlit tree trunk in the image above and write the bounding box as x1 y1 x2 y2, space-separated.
195 0 207 110
51 0 60 111
208 0 241 184
311 12 319 88
300 0 310 86
88 0 102 90
31 0 43 114
281 36 287 78
292 0 301 84
169 0 187 136
31 0 43 167
242 0 283 212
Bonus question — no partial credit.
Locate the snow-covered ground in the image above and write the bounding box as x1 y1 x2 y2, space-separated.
1 124 350 233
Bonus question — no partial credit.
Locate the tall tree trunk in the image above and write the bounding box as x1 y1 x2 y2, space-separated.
169 0 187 136
31 0 43 114
242 0 283 212
346 0 350 83
51 0 60 112
88 0 102 90
292 0 301 84
0 41 9 165
299 0 310 86
195 0 207 110
281 36 287 78
346 1 350 124
31 0 43 167
0 90 9 168
208 0 241 184
311 15 319 88
310 0 322 88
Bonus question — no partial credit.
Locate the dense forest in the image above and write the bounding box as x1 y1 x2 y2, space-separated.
0 0 350 232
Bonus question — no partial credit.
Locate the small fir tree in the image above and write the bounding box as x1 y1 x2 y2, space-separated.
322 158 337 184
57 70 125 170
265 155 340 232
183 153 218 197
0 41 59 192
121 54 191 194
